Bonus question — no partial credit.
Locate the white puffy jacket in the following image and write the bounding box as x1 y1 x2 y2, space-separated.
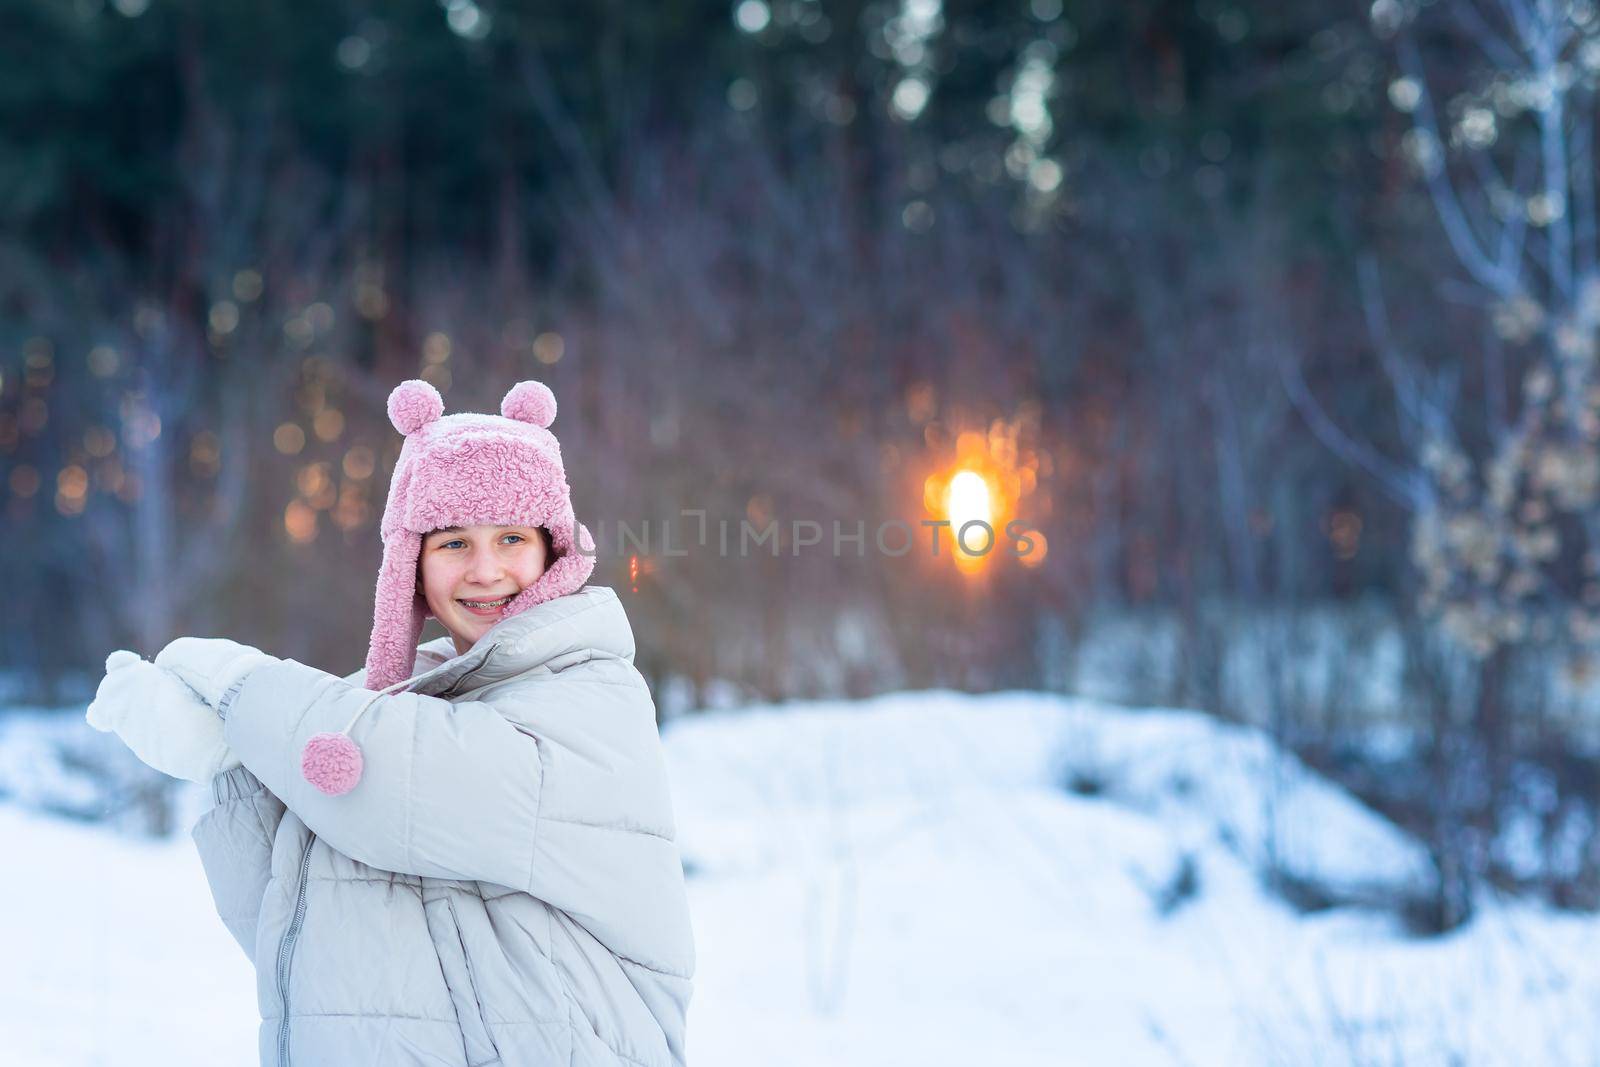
191 586 695 1066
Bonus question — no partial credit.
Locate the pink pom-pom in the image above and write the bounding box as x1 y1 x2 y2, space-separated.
387 380 444 436
501 380 556 428
301 732 364 796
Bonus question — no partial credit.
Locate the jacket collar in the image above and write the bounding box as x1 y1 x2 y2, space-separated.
406 585 634 696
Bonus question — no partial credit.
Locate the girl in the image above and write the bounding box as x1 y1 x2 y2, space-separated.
89 379 695 1067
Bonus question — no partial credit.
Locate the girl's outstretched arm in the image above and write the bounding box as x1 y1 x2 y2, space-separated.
216 654 694 978
219 659 544 892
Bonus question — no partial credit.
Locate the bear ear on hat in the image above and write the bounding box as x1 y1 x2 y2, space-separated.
502 380 557 428
388 379 444 435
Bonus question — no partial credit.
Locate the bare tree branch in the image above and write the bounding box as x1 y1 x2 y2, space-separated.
1450 0 1525 70
1398 34 1518 296
1278 348 1424 510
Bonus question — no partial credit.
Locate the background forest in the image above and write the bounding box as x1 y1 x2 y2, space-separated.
4 0 1600 943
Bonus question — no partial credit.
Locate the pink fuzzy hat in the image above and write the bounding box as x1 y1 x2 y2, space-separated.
361 377 596 692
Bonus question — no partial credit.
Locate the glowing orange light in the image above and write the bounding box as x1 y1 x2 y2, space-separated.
1017 529 1048 568
923 461 1008 574
947 470 992 529
920 411 1047 575
284 500 318 543
946 469 996 573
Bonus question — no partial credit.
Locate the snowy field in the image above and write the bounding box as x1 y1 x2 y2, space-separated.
3 690 1597 1066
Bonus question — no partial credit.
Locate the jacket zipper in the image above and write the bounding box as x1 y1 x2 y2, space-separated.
275 831 316 1067
438 652 495 699
271 656 489 1063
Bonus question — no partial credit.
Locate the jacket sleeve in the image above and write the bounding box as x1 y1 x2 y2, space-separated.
219 658 542 891
190 764 286 965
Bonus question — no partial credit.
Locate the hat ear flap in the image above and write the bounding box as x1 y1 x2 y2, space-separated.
502 380 557 428
388 380 444 435
363 533 427 691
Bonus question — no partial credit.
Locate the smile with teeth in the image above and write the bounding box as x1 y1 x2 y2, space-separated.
458 595 512 610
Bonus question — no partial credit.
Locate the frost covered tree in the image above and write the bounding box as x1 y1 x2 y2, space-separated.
1281 0 1600 917
1294 2 1600 684
1379 0 1600 665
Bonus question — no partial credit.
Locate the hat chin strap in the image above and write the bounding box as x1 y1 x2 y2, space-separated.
300 672 420 797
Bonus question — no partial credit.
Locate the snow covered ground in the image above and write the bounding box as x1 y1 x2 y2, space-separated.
3 689 1597 1066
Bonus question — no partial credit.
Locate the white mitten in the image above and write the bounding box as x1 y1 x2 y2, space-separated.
153 636 277 709
85 650 144 733
86 650 242 784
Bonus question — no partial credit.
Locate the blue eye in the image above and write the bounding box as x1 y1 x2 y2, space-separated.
438 534 524 549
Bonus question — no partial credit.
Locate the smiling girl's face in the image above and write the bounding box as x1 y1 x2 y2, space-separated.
416 523 550 655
